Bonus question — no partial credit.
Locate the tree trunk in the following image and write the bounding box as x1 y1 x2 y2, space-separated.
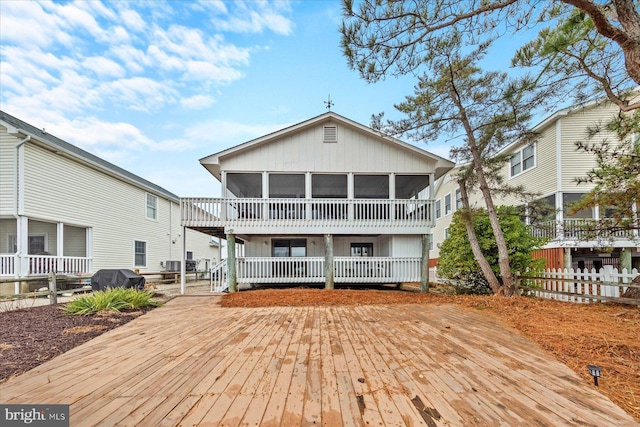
621 275 640 299
458 180 503 294
450 88 516 296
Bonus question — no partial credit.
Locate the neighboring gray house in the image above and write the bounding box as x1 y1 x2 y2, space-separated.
180 112 454 291
0 111 219 294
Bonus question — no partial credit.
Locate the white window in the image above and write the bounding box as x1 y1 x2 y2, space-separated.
134 240 147 267
9 234 47 254
444 227 450 239
146 193 158 220
455 188 462 210
186 251 193 260
510 144 535 177
435 199 442 219
444 193 452 215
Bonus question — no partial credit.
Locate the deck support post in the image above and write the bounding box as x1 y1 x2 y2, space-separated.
563 248 572 271
421 234 430 293
620 248 632 273
324 234 334 290
180 226 186 295
227 233 237 293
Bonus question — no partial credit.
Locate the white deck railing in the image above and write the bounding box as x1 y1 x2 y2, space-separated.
231 256 421 284
530 219 637 240
0 254 92 277
1 254 15 276
181 198 434 228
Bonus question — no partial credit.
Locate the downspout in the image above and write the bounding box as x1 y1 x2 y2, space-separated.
15 134 31 217
14 133 30 287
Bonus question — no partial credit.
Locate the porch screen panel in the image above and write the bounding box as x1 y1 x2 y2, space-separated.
354 175 389 220
227 173 262 219
563 193 593 219
395 175 429 199
269 174 305 219
312 174 347 219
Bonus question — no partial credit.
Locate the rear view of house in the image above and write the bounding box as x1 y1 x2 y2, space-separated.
0 111 219 294
180 112 454 292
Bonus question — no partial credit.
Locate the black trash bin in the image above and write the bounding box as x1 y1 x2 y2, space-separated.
91 269 145 291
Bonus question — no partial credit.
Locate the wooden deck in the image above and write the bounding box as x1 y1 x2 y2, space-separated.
1 296 637 426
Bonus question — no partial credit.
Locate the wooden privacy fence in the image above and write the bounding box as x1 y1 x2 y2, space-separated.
518 267 639 306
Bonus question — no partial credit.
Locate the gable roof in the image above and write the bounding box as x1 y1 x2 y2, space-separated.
0 110 179 202
199 111 455 179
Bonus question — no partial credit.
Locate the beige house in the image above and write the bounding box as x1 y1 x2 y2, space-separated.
431 100 639 273
0 111 219 293
180 112 454 291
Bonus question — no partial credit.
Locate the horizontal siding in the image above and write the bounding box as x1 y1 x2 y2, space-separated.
185 228 220 264
432 174 462 259
0 127 17 215
221 120 436 174
560 104 620 191
17 142 215 273
499 124 557 206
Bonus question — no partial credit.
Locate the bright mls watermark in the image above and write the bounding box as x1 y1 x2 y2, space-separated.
1 405 69 426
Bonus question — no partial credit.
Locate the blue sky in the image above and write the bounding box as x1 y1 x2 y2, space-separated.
1 0 523 197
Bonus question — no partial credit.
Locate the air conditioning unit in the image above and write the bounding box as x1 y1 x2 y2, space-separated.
165 260 180 272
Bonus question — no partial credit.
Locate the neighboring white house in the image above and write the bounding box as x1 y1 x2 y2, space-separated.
431 99 639 273
180 112 455 291
0 111 219 294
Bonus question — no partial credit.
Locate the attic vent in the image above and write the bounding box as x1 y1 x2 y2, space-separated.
323 126 337 143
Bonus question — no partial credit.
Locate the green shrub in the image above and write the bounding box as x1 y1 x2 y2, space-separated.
437 205 547 294
64 287 161 315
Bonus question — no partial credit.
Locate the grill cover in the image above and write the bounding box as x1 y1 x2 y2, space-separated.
91 269 145 291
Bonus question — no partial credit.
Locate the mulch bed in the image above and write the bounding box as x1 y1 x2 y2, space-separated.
0 304 153 383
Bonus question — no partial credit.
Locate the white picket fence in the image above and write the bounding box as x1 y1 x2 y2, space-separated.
519 267 639 305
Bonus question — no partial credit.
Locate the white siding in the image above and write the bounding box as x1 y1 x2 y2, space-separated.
0 127 17 216
560 104 620 191
500 124 557 205
185 228 220 265
244 235 393 258
9 141 217 273
220 120 436 174
389 236 421 257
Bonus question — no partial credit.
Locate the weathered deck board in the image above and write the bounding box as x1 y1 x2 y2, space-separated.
0 296 637 427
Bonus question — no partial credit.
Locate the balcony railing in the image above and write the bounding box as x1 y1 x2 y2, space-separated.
181 198 434 229
0 254 92 277
530 219 637 241
233 256 421 284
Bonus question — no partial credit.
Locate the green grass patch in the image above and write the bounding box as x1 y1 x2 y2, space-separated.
64 287 162 315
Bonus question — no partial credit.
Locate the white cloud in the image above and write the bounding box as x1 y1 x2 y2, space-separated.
0 0 298 168
120 9 146 33
98 77 179 112
209 2 294 35
83 56 126 79
181 95 215 110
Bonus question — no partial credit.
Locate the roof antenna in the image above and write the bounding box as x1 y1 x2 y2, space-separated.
324 94 334 111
